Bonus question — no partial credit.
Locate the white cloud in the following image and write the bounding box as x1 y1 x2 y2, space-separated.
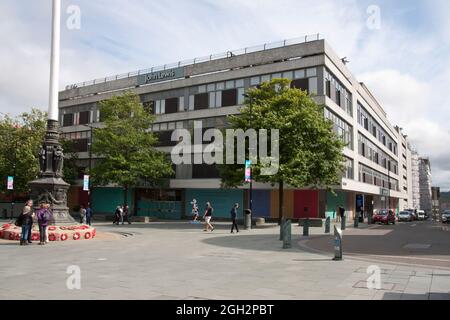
0 0 449 189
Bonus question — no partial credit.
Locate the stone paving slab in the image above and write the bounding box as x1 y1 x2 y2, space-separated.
0 221 449 300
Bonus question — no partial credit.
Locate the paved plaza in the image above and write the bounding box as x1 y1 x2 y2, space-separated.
1 219 450 300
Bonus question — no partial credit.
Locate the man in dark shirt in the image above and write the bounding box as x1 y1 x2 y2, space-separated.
203 202 215 232
230 203 239 234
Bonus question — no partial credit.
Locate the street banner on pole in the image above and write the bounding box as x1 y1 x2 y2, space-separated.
7 176 13 190
245 160 251 182
83 175 89 191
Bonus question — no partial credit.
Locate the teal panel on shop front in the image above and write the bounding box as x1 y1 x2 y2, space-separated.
325 191 346 219
92 187 133 215
185 189 244 218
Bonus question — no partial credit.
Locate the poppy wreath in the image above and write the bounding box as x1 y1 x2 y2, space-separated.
92 229 96 237
48 233 57 241
15 233 20 240
60 226 67 230
84 232 91 239
31 233 40 241
8 232 15 240
0 230 3 238
73 232 81 240
48 226 57 231
2 224 11 229
60 233 68 241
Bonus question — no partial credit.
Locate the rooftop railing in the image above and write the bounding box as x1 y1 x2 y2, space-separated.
65 34 321 90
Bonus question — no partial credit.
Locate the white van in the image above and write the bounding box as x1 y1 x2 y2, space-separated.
417 210 426 220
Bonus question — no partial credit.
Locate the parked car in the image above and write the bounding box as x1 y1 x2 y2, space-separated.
373 209 396 225
441 210 450 223
398 211 413 222
417 210 426 221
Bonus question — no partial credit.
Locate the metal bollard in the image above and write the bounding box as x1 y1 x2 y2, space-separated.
354 214 359 228
282 220 292 249
303 218 310 236
368 213 372 225
279 218 286 241
341 215 346 230
333 225 343 261
244 209 252 230
325 216 331 233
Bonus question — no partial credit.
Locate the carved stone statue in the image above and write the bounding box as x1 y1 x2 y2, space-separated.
53 145 64 177
38 145 46 173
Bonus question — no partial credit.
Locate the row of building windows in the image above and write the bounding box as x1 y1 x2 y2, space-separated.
343 157 354 180
358 133 398 174
324 108 353 149
358 163 399 191
357 103 397 155
324 69 352 116
250 68 318 95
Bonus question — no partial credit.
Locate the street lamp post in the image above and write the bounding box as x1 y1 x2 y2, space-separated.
81 124 94 207
243 93 253 227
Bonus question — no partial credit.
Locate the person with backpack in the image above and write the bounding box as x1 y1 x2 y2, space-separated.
36 203 53 245
230 203 239 234
113 206 122 225
203 202 215 232
85 204 93 226
79 204 87 224
17 200 34 246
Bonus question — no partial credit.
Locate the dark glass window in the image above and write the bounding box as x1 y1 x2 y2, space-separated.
192 164 220 179
336 89 341 106
221 89 237 107
79 111 90 125
154 130 177 147
291 78 309 92
63 114 74 127
165 97 178 114
325 80 331 98
73 138 89 152
194 93 209 110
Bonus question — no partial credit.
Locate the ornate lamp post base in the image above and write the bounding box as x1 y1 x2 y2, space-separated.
29 120 76 225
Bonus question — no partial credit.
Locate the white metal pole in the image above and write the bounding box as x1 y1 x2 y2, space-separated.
48 0 61 121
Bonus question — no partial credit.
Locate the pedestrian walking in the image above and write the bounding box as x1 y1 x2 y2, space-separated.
79 204 87 224
230 203 239 234
191 199 199 222
339 206 345 223
17 200 34 246
113 206 122 225
23 200 35 244
203 202 215 232
36 203 53 245
85 204 93 226
122 205 131 224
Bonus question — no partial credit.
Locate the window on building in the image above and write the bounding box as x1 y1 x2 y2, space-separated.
222 89 237 107
178 96 185 112
165 97 178 114
291 78 309 92
194 93 209 110
192 164 220 179
79 111 90 125
63 113 74 127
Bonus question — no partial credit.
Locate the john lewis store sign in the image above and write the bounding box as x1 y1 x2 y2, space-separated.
137 67 185 85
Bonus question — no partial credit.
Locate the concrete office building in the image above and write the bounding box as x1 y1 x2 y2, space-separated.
419 157 433 213
58 36 411 220
411 150 421 210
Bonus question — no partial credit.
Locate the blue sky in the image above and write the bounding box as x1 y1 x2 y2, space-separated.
0 0 449 190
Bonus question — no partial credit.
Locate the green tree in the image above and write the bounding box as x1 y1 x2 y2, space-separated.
219 79 346 224
60 138 79 185
90 91 174 207
0 109 47 195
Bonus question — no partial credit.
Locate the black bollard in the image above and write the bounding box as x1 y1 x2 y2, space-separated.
279 218 286 241
354 213 359 228
282 220 292 249
325 216 331 233
333 225 343 261
303 218 310 236
341 215 346 230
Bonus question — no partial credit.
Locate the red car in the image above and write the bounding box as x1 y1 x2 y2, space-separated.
373 209 396 225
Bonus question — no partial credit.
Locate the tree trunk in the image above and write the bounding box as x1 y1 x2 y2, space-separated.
123 186 128 208
278 180 284 225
